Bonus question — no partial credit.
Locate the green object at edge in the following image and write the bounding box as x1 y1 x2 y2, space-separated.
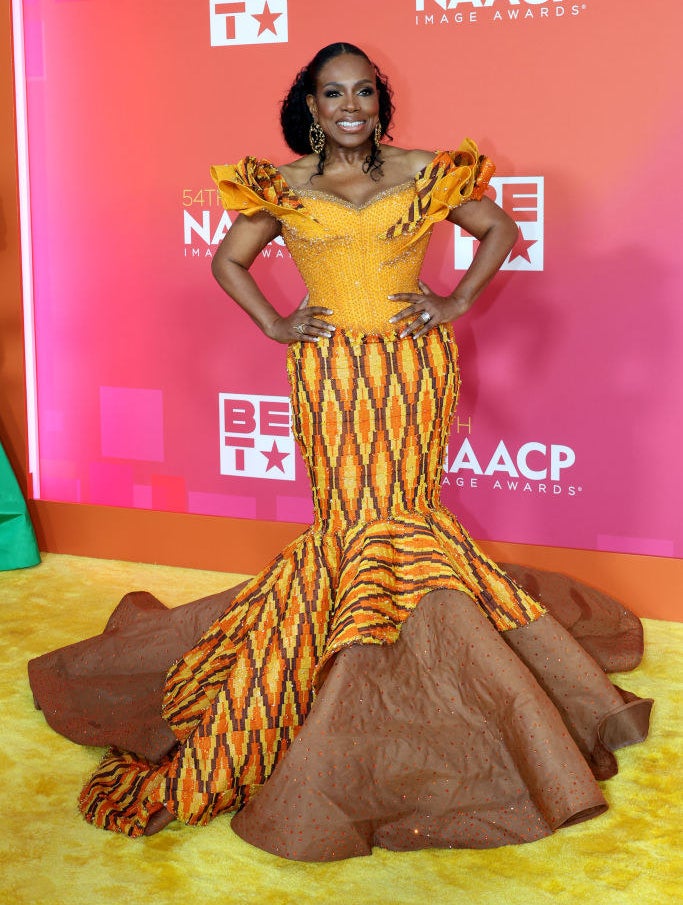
0 442 40 571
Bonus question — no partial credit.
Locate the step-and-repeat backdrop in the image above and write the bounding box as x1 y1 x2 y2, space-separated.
17 0 682 557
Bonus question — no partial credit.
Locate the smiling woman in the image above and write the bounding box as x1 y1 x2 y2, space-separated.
30 41 653 862
280 42 395 188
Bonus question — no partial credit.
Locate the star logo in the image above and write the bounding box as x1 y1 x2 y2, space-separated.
220 393 295 480
453 176 544 272
507 230 537 265
209 0 288 47
252 1 282 36
261 440 290 472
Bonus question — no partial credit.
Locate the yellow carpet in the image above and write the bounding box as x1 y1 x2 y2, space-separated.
1 553 681 905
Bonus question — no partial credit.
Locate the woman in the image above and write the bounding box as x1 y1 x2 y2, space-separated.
29 43 651 861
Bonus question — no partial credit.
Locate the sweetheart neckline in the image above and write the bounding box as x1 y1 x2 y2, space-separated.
292 179 416 211
267 151 447 210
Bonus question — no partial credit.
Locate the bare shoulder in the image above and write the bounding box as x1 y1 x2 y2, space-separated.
380 146 437 179
276 155 318 188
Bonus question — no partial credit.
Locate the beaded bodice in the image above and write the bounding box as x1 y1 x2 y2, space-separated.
211 139 494 335
280 184 430 334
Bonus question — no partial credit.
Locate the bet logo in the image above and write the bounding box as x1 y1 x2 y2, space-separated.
209 1 288 46
454 176 544 271
219 393 295 480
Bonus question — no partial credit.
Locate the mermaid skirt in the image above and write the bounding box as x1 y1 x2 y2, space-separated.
28 327 652 859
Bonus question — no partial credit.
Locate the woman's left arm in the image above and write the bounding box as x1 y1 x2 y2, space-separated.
389 197 518 338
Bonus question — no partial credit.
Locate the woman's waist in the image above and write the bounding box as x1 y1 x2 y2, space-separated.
288 319 456 351
305 288 418 335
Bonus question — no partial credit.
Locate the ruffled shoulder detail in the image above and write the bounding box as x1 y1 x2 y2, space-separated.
210 157 308 219
382 138 495 241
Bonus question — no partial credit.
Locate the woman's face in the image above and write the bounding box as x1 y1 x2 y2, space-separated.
307 53 380 149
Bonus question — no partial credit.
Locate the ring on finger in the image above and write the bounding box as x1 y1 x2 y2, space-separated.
419 311 431 323
296 323 307 335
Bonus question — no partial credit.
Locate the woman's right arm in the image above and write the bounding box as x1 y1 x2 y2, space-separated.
211 212 333 343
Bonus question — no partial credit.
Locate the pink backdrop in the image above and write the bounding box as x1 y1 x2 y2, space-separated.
16 0 683 557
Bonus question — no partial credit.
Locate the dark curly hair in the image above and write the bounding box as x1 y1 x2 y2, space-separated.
280 42 394 181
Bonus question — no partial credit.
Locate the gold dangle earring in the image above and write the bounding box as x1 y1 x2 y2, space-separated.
374 122 382 148
309 121 326 155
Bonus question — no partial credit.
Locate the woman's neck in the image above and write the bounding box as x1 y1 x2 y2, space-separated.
322 141 374 172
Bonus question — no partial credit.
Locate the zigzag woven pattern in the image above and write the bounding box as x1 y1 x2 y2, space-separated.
382 141 495 240
79 327 545 836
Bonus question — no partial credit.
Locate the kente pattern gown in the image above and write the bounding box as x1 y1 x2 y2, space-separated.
29 140 652 862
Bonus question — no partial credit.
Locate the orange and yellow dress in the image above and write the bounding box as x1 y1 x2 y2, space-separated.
30 141 651 861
